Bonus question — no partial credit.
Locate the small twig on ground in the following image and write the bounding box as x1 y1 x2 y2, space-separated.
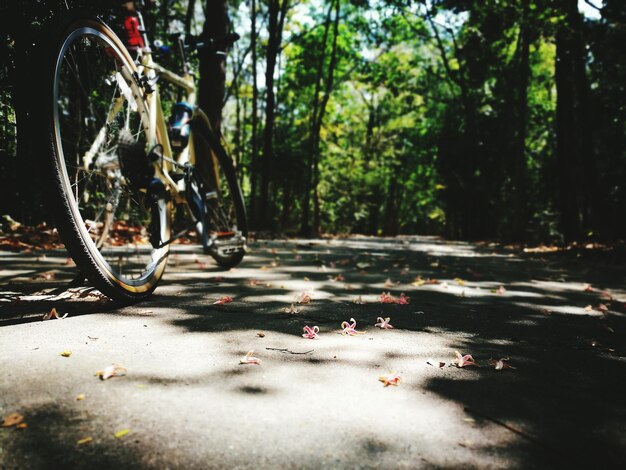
265 347 314 355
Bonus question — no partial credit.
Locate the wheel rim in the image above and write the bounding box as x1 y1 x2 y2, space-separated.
53 25 169 291
194 141 246 259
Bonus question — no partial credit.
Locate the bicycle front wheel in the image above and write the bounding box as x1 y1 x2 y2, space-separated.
45 18 170 302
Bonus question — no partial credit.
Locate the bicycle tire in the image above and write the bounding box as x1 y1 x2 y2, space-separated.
41 17 171 302
191 120 248 269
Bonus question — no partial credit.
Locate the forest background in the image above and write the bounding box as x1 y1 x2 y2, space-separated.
0 0 624 242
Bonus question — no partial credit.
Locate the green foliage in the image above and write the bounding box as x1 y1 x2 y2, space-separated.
1 0 624 240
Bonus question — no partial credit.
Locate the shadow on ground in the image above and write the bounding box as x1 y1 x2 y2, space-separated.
1 236 625 468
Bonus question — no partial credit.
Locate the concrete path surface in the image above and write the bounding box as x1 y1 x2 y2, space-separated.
1 236 625 469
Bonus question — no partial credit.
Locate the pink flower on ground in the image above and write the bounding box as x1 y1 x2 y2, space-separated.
213 296 232 305
375 317 394 329
341 318 363 336
239 351 261 365
296 292 312 304
379 292 410 304
379 372 401 386
454 351 478 368
302 325 320 339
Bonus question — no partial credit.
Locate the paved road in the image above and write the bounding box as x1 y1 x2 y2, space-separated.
1 236 625 469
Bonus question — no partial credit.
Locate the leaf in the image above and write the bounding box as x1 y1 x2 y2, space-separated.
239 351 261 365
412 276 439 286
453 351 478 368
597 303 609 312
340 318 364 336
334 274 345 282
375 317 394 329
379 292 410 304
213 296 232 305
356 262 371 269
16 423 28 429
96 364 127 380
77 436 93 445
282 303 301 314
583 283 594 292
76 394 85 401
302 325 320 339
378 372 401 386
1 412 24 427
584 305 594 312
257 332 266 338
488 358 516 371
352 295 366 304
384 278 399 287
42 307 68 321
60 350 72 357
494 286 506 295
454 278 466 286
114 429 130 439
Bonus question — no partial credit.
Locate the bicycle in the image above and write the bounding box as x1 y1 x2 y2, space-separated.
32 1 247 302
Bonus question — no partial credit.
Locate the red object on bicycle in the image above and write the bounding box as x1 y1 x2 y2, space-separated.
123 14 145 50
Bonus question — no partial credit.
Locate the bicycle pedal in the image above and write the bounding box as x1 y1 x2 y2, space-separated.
210 233 246 256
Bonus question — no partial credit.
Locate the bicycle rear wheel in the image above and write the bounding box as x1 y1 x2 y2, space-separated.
191 121 247 269
45 18 170 302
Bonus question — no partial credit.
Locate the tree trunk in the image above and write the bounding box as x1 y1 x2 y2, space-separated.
258 0 289 230
300 0 334 236
249 0 259 227
184 0 196 35
510 2 531 241
198 0 228 132
555 0 593 241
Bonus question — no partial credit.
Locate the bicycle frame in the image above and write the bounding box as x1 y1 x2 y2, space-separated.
134 49 217 206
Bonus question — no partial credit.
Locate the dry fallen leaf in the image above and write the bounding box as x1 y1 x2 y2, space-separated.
96 364 127 380
454 278 467 286
282 303 301 314
60 350 72 357
489 358 516 371
375 317 394 329
584 305 594 312
412 276 440 287
239 351 261 365
1 412 24 427
76 394 85 401
213 296 232 305
16 423 28 429
583 283 594 292
42 307 68 321
353 296 366 304
378 372 401 387
114 429 130 439
77 436 93 445
384 278 399 287
257 332 266 338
